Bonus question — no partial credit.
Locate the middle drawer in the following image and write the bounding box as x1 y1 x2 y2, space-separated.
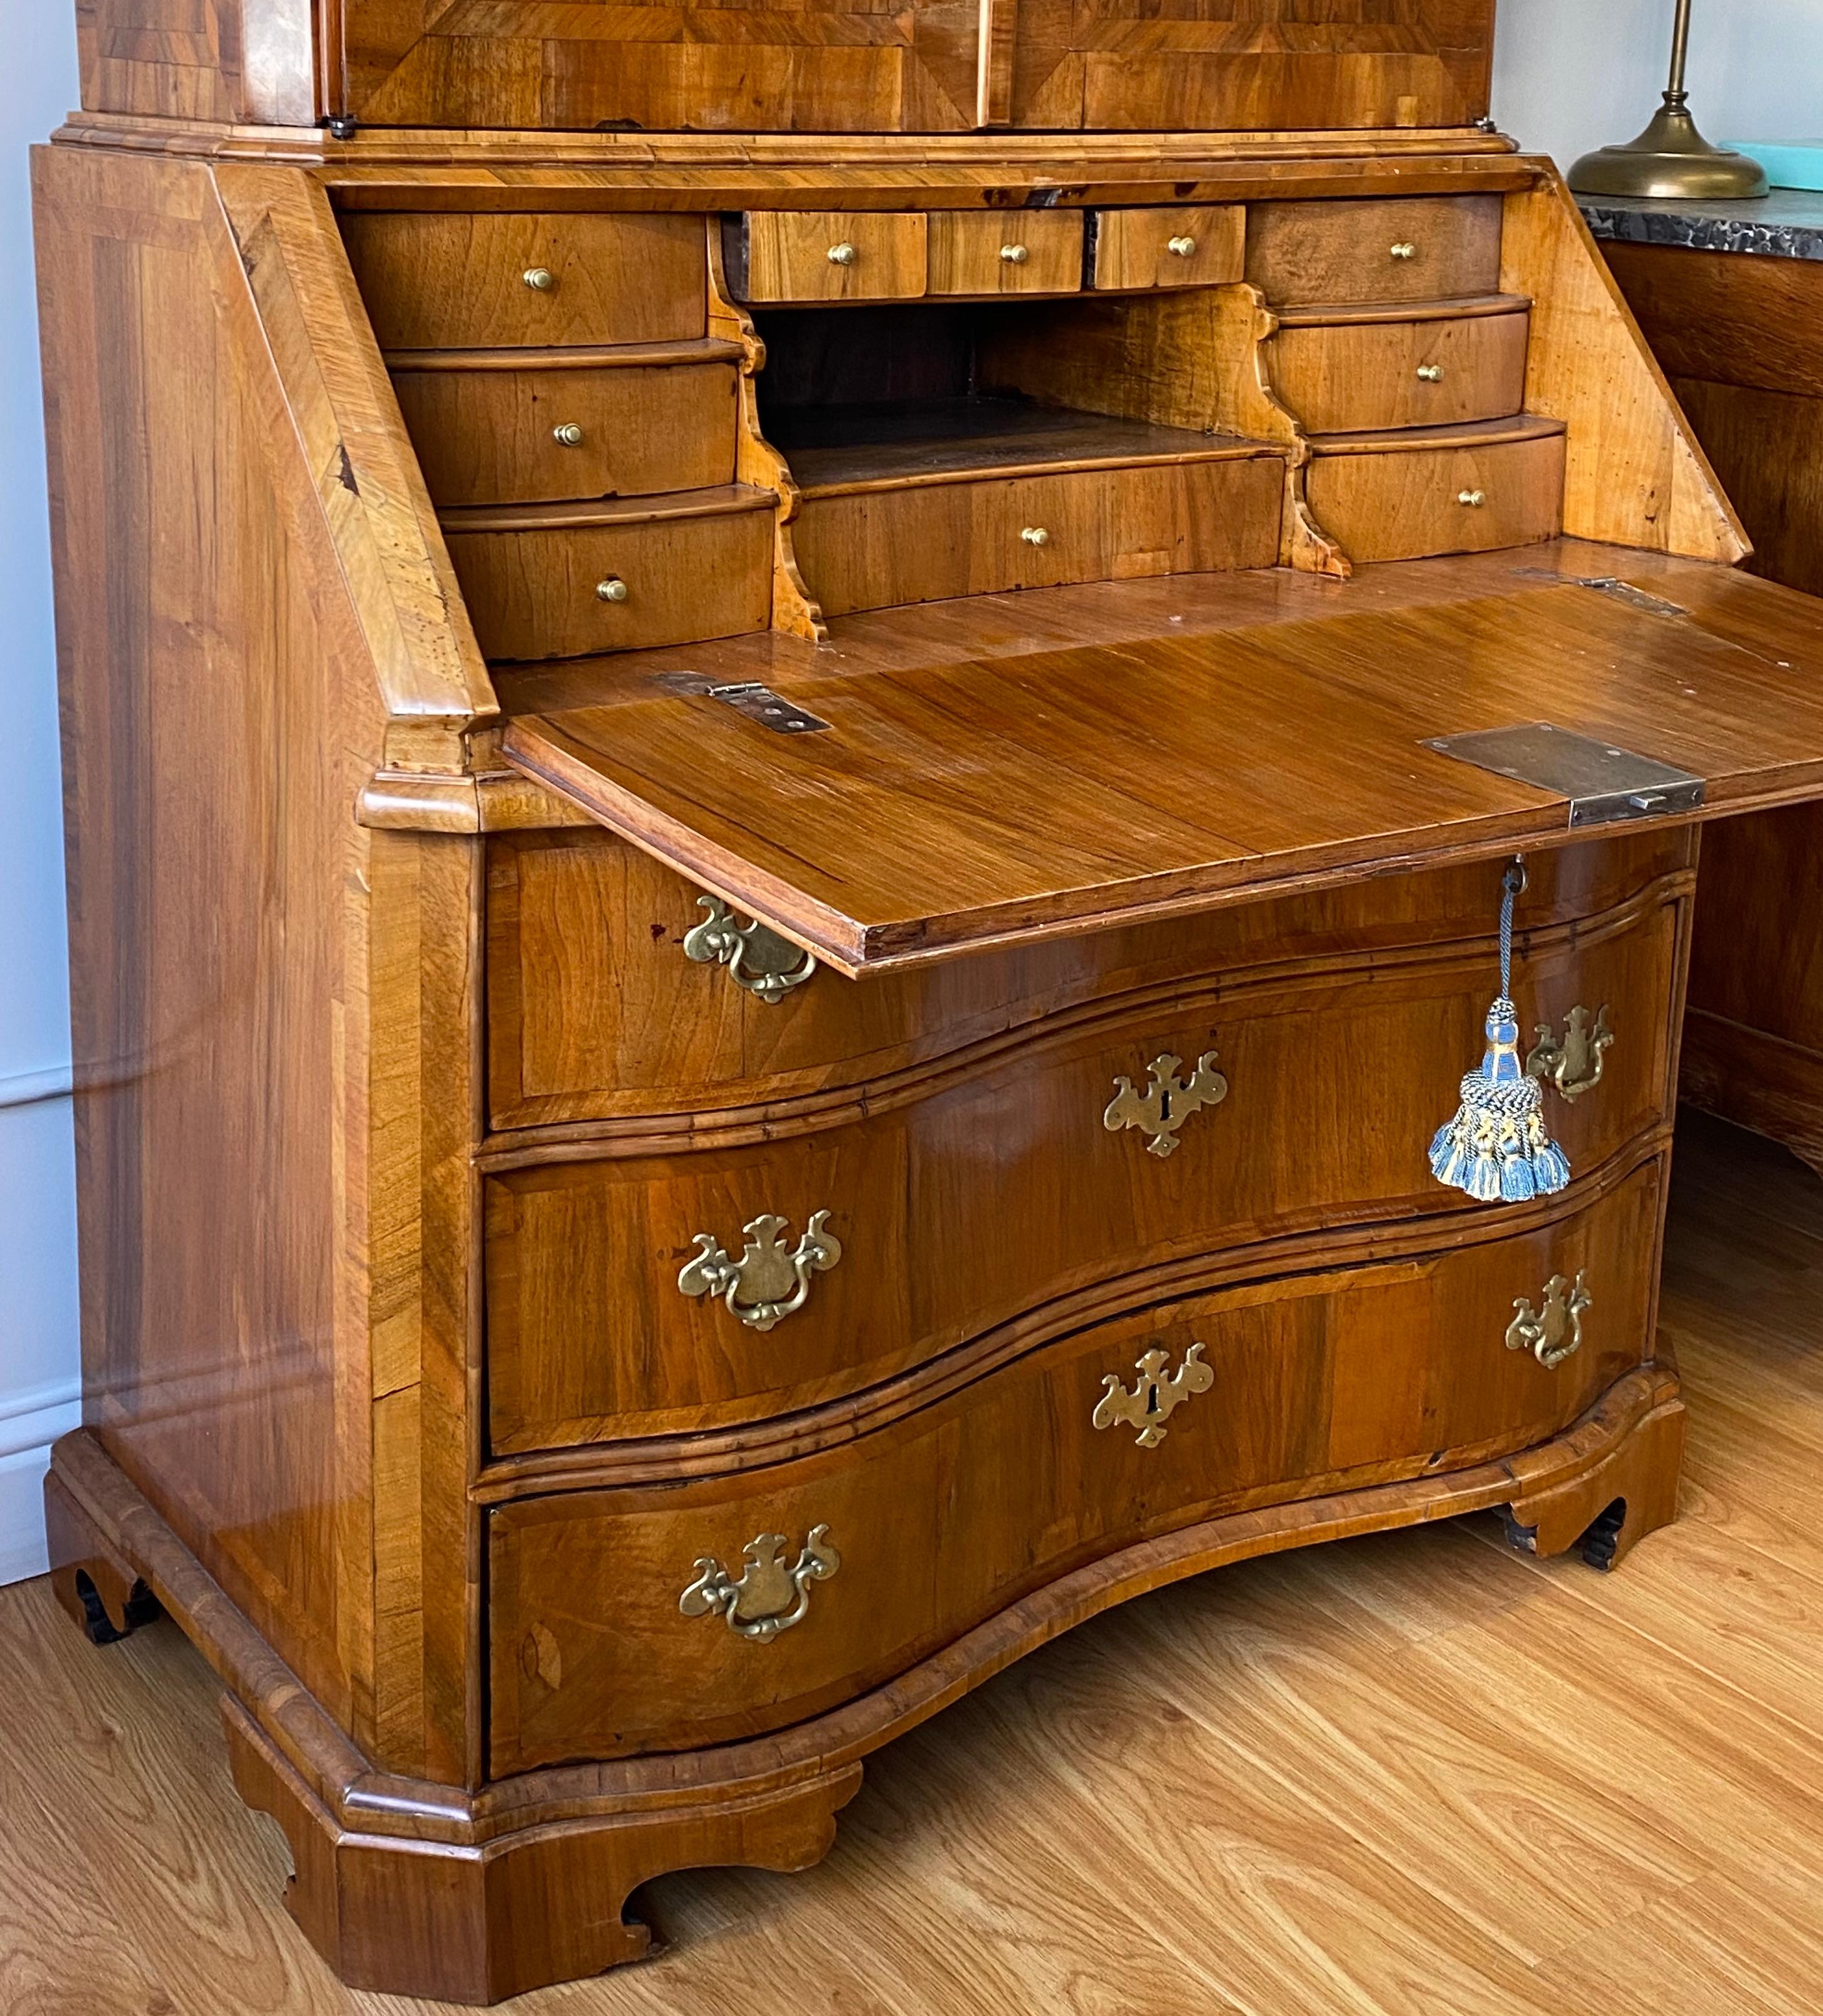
485 886 1681 1453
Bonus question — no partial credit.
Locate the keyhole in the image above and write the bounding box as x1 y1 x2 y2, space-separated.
1158 1091 1171 1122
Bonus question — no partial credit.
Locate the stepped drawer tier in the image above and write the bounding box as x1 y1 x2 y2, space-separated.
482 867 1684 1451
1265 300 1530 435
791 455 1283 617
485 829 1694 1131
1086 205 1245 290
389 344 742 507
341 212 709 350
724 211 929 304
1245 196 1504 309
1306 420 1567 563
487 1154 1664 1771
443 487 774 659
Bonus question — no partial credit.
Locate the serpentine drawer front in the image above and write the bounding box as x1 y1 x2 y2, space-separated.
487 1154 1663 1773
1264 302 1531 435
483 875 1680 1451
1244 195 1504 307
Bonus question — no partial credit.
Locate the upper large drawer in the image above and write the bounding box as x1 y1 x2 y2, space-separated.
1245 196 1504 309
342 213 707 350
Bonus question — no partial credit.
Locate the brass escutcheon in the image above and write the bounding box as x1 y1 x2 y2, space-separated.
1506 1270 1591 1369
1093 1343 1213 1448
678 1211 842 1331
680 1526 840 1642
1527 1004 1614 1101
682 893 818 1002
1104 1050 1228 1158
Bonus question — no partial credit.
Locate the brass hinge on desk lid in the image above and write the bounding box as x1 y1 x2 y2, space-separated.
1424 723 1705 829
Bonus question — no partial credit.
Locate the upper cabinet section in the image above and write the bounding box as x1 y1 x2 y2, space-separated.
78 0 1497 135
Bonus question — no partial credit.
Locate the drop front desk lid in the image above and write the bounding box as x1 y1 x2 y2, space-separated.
501 542 1823 977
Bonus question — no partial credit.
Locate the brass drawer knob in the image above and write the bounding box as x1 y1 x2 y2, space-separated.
1093 1343 1213 1449
680 1525 840 1642
1527 1005 1614 1101
1166 234 1198 257
1104 1049 1228 1158
596 577 630 602
1390 241 1418 260
1506 1271 1590 1369
1021 525 1050 546
678 1211 842 1331
552 422 585 447
1416 364 1444 382
827 241 858 266
522 266 556 291
683 893 818 1002
1458 489 1487 507
1000 242 1030 263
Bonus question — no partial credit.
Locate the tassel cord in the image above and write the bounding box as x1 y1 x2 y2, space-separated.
1499 859 1523 1000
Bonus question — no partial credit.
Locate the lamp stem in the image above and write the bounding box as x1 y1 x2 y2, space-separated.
1667 0 1693 100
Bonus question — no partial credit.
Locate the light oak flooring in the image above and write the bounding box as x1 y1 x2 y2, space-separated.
4 1113 1822 2015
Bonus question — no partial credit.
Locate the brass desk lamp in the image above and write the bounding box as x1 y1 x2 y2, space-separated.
1569 0 1769 199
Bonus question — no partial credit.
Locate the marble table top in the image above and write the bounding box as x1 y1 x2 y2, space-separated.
1578 188 1823 262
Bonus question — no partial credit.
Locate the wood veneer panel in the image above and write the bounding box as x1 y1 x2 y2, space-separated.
502 548 1823 973
1305 425 1565 562
77 0 316 124
1267 304 1529 433
1246 195 1503 307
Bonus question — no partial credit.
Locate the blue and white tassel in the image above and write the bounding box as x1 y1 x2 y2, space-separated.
1429 860 1571 1205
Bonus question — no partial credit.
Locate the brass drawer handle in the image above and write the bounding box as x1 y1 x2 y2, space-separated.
1000 242 1030 263
679 1211 842 1331
827 241 858 266
1104 1050 1228 1158
1166 234 1198 257
1093 1343 1212 1449
522 266 556 291
680 1525 840 1642
1506 1271 1590 1369
1527 1005 1614 1101
552 422 585 446
1390 241 1418 260
1021 525 1050 546
1458 489 1487 507
596 576 629 602
1416 364 1444 382
683 893 818 1002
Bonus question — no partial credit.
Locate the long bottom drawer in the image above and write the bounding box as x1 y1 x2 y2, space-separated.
489 1157 1663 1773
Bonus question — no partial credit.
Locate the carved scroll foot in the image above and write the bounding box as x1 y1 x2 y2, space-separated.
1502 1390 1686 1573
223 1699 862 2005
44 1471 162 1645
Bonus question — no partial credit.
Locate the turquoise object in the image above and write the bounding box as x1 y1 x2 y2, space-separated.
1725 142 1823 192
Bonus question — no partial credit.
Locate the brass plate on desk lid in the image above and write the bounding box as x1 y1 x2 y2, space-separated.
1424 724 1704 829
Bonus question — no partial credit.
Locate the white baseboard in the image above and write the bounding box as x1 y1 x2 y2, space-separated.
0 1379 82 1584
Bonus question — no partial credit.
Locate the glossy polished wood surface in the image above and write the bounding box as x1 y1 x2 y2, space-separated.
1245 194 1504 306
1266 299 1530 433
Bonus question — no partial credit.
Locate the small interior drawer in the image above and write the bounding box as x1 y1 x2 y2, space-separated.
724 211 928 304
341 211 708 349
925 211 1084 295
1087 205 1245 291
1266 302 1531 435
391 344 742 507
442 487 774 659
1245 196 1504 308
1305 420 1567 563
791 455 1283 617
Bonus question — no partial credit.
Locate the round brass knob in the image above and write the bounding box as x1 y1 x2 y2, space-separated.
1000 243 1029 264
827 242 858 267
1166 235 1197 258
1390 241 1418 260
1416 364 1444 383
596 577 630 602
1021 526 1050 546
1457 489 1487 508
552 422 585 446
523 267 556 291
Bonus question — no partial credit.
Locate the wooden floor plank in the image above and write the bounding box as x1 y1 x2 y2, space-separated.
4 1111 1822 2012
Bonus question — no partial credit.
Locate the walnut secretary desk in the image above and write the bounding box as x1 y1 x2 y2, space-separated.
36 2 1823 2001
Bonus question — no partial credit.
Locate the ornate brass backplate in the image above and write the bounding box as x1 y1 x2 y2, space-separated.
1506 1270 1591 1369
1103 1051 1229 1159
679 1525 840 1642
683 893 818 1003
677 1211 842 1331
1092 1342 1214 1448
1527 1005 1614 1101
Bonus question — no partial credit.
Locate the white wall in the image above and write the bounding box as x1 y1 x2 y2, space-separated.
1 4 1819 1584
0 1 82 1584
